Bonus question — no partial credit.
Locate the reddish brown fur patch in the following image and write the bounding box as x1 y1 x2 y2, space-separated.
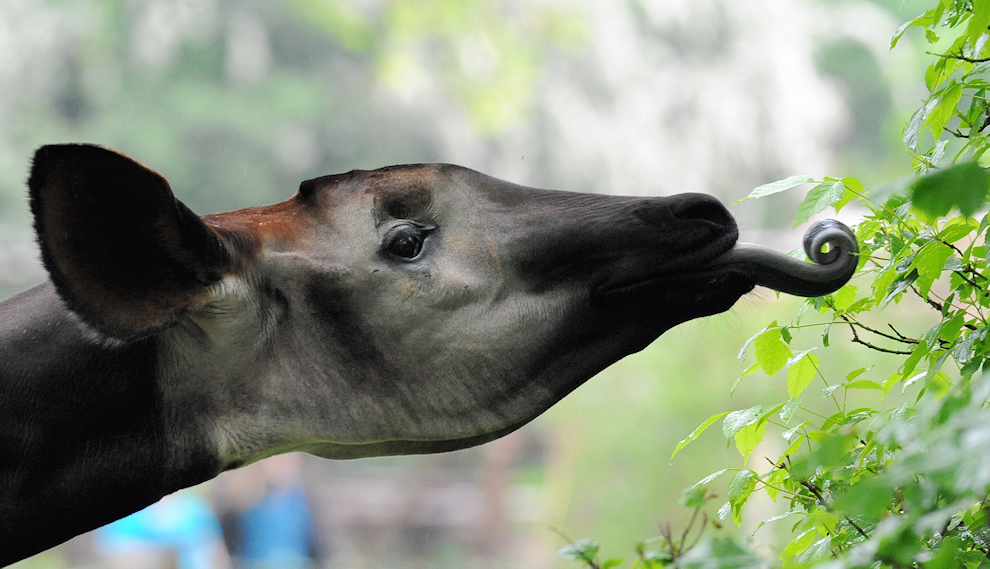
204 196 313 252
204 165 441 267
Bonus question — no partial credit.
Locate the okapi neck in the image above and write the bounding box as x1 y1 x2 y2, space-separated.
0 282 220 563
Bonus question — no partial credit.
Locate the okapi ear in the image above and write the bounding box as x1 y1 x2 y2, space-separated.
29 144 242 339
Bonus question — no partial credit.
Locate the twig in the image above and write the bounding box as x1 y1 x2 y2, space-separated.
801 480 870 539
679 508 700 550
849 319 918 345
928 50 990 63
841 316 914 355
887 324 914 341
911 284 945 312
686 515 708 550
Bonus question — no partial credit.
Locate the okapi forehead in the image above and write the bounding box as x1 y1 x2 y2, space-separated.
203 164 448 258
301 164 446 220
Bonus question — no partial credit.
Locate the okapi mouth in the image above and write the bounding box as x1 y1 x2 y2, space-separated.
593 219 859 308
591 230 741 308
593 267 748 306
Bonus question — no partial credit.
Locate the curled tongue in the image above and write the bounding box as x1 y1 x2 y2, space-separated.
709 219 859 297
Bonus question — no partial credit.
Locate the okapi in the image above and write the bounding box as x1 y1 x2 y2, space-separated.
0 144 857 564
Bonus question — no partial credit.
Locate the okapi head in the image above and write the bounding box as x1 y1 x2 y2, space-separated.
0 144 856 563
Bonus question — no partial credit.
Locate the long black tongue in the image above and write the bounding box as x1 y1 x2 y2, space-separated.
709 219 859 297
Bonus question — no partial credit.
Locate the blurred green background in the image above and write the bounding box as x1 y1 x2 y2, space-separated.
0 0 938 567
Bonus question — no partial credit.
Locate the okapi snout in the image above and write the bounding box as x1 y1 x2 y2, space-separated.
635 192 734 231
599 193 741 290
631 193 739 261
0 144 857 564
502 191 737 296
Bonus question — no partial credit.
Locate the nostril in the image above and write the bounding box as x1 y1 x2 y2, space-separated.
670 194 733 227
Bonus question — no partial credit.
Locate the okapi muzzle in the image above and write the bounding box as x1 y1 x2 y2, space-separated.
0 144 857 564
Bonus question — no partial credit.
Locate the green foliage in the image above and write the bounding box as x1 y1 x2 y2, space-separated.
290 0 586 135
556 1 990 568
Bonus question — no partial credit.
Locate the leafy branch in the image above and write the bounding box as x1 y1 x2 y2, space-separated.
557 2 990 568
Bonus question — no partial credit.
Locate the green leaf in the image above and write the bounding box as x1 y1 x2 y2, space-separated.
678 537 764 569
925 349 952 384
927 370 952 398
926 82 963 140
734 421 767 461
756 510 801 531
780 398 801 422
883 372 901 394
723 406 763 439
892 8 943 48
846 367 868 382
602 559 624 569
696 468 732 487
927 58 948 92
716 501 732 523
735 175 814 203
969 0 990 43
780 326 792 343
954 329 983 364
905 98 939 151
939 313 965 344
781 529 818 563
910 162 990 218
930 138 950 166
834 476 895 518
782 420 809 441
672 411 731 460
731 362 761 396
883 271 918 305
902 370 927 392
791 433 855 479
975 33 990 58
833 284 858 311
902 341 931 378
912 242 953 296
727 469 757 525
738 322 776 361
641 548 675 566
837 177 865 211
845 380 882 390
764 466 788 502
787 351 819 399
873 268 897 303
821 384 841 399
891 20 912 49
793 181 846 226
680 484 707 508
556 538 600 562
799 536 834 565
925 538 963 569
754 328 792 376
781 435 806 462
937 217 980 243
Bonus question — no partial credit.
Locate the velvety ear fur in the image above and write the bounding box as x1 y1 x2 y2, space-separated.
29 144 239 339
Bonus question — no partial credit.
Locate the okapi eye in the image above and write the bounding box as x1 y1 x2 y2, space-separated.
383 225 429 260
